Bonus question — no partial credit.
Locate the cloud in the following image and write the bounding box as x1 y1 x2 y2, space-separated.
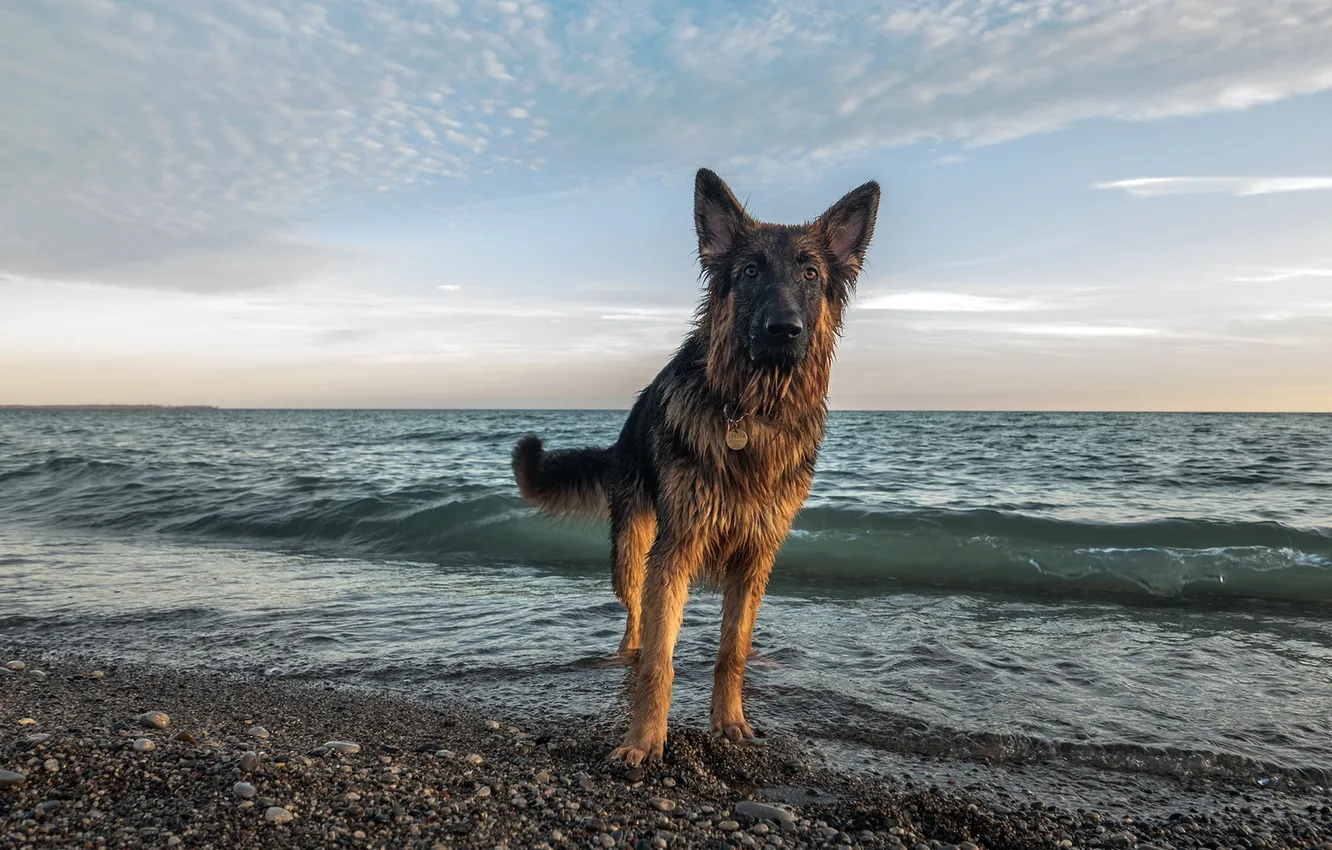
1094 177 1332 198
1002 324 1161 338
5 0 1332 289
858 291 1045 312
1227 265 1332 283
0 229 366 293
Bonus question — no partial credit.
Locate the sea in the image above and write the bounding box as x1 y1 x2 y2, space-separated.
2 409 1330 791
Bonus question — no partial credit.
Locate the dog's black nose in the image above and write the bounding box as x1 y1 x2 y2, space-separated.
765 317 803 340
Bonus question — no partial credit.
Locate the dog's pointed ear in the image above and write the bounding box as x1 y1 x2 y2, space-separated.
694 168 752 267
817 181 880 279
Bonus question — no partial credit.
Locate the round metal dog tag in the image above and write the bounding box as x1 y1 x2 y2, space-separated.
725 426 749 451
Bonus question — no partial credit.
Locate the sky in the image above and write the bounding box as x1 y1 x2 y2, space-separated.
2 0 1332 411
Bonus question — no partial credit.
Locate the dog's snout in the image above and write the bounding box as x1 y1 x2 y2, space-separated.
765 315 803 341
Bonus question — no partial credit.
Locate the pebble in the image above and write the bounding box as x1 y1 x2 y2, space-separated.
29 670 47 679
324 741 361 754
233 781 258 799
486 720 501 731
89 670 104 679
0 769 27 788
43 759 59 772
25 733 52 745
477 786 492 798
249 726 271 740
166 837 182 847
719 820 740 832
36 800 61 814
133 738 156 753
6 660 25 671
466 753 484 765
241 751 260 772
625 768 646 782
137 711 170 729
650 797 676 812
599 834 616 848
265 806 294 825
173 731 197 745
733 801 796 825
18 718 37 726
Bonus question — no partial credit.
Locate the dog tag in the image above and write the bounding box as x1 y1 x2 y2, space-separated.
725 425 748 451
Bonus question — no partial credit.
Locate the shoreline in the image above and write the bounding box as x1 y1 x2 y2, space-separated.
4 651 1330 849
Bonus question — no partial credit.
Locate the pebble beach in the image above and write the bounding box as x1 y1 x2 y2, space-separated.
3 652 1330 850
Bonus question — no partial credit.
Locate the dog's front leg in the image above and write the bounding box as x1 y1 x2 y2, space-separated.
610 528 702 765
710 545 775 743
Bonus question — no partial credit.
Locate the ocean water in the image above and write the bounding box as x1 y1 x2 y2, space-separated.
2 410 1331 787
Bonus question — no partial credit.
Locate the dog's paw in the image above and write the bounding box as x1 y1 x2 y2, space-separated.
610 736 664 766
710 717 755 744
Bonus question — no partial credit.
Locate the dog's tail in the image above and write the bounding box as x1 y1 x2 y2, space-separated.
511 435 612 520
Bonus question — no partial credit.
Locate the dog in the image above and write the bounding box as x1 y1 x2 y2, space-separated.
512 168 879 765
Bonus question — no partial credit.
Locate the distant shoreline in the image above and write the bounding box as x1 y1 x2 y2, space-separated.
0 404 220 410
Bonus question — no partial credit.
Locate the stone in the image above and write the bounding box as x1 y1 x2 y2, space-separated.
265 806 294 824
466 753 484 765
0 769 27 788
134 738 156 753
625 768 646 782
733 801 795 825
485 720 501 731
249 726 270 740
25 733 52 745
324 741 361 754
233 782 258 799
5 660 25 671
477 786 492 798
18 718 37 726
44 758 59 772
29 670 47 679
241 751 260 772
650 797 676 813
89 670 105 679
36 801 61 813
719 820 740 832
173 731 197 745
137 711 170 730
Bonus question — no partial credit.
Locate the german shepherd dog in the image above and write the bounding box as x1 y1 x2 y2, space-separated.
512 168 879 765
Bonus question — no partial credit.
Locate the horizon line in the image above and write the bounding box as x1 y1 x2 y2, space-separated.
2 405 1330 415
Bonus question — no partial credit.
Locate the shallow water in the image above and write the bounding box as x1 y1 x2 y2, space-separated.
2 410 1331 787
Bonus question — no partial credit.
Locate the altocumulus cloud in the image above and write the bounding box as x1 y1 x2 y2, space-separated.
3 0 1332 291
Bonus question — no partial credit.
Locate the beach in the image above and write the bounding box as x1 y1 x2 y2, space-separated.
4 652 1330 850
3 409 1332 848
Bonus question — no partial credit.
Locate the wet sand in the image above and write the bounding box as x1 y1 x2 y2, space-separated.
3 651 1330 849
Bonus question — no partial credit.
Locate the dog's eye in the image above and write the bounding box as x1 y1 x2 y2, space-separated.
742 263 758 278
803 267 818 281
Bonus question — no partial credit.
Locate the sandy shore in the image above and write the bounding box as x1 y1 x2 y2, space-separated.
3 651 1330 850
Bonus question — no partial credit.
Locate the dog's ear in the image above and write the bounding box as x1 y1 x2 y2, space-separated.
817 181 880 279
694 168 752 267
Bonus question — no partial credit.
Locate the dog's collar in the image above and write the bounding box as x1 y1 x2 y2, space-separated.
722 400 751 428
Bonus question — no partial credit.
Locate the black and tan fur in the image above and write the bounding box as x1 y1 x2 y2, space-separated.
512 168 880 765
